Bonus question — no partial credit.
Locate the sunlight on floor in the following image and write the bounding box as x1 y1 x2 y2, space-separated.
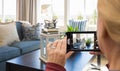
82 55 109 71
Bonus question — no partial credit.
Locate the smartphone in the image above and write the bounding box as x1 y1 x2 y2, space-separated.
66 31 100 52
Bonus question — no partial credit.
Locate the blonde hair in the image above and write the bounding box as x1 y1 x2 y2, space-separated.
98 0 120 44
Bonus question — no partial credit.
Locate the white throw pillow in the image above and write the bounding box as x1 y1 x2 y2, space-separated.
0 22 20 46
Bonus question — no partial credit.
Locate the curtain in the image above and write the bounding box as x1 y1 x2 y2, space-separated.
16 0 37 25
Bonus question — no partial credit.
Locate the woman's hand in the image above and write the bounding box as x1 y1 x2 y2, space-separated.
89 40 103 55
46 37 74 67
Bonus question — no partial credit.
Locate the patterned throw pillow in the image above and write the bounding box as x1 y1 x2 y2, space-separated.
22 23 40 40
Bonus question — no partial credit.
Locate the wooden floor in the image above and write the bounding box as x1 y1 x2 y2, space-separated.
82 55 109 71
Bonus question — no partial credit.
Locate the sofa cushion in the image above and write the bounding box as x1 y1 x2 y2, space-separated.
11 41 40 54
0 46 20 62
0 22 20 46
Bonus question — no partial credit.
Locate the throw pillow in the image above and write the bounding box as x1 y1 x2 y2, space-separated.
22 23 40 40
19 21 32 27
0 22 20 46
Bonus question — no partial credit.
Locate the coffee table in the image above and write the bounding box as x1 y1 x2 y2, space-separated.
6 50 93 71
6 50 45 71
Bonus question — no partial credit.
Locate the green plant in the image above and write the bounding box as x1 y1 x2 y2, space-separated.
77 15 83 20
86 38 92 46
52 14 58 20
66 25 79 32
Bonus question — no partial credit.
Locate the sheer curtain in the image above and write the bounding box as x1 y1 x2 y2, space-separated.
16 0 37 25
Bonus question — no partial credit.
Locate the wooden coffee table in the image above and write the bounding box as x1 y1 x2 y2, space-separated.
6 50 45 71
6 50 94 71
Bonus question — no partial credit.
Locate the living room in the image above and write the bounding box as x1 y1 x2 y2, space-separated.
0 0 111 71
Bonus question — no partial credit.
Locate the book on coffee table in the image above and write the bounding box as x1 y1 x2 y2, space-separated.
42 28 59 34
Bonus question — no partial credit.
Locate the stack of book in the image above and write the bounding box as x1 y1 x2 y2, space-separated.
42 28 59 34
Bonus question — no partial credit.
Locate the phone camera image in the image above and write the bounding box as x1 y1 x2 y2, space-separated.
66 31 100 52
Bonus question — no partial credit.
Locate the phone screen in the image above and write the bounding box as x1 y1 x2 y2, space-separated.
67 31 100 52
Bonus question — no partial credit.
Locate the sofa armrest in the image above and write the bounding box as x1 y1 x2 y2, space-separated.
15 21 24 41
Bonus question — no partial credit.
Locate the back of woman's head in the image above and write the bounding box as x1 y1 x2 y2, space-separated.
98 0 120 44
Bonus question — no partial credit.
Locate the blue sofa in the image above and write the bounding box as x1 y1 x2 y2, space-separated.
0 22 40 71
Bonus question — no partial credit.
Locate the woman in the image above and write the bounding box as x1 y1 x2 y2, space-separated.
46 0 120 70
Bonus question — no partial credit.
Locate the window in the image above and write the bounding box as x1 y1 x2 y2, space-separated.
69 0 98 31
69 0 85 20
52 0 64 26
37 0 64 26
0 0 16 22
37 0 98 31
0 0 2 22
69 0 98 24
85 0 98 25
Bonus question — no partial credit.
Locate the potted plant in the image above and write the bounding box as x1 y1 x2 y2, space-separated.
77 15 83 20
66 25 79 32
52 15 58 28
66 25 80 47
86 38 92 47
